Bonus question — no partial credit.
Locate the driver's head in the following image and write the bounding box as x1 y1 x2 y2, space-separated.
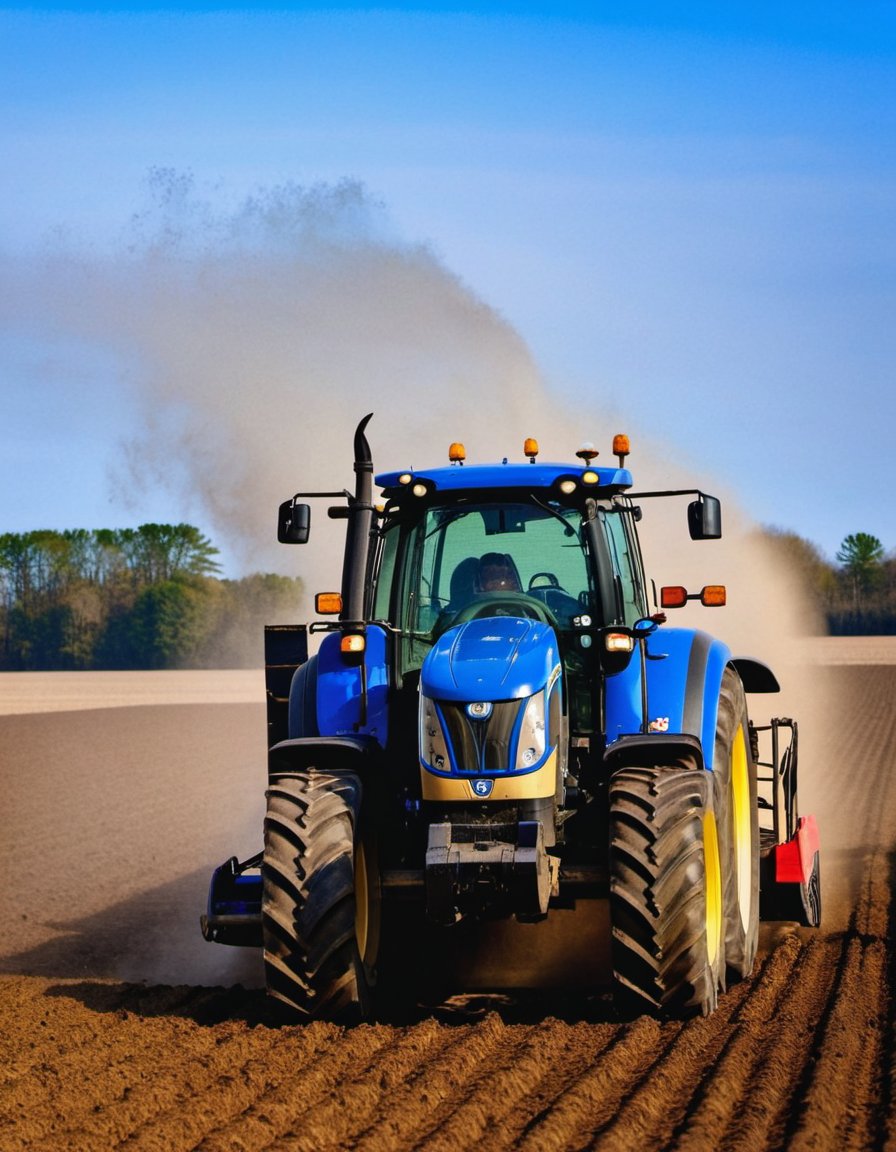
477 552 521 592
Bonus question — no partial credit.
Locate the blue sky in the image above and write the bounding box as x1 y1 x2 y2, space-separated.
2 2 895 574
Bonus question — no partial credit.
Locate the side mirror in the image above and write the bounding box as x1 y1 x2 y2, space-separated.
687 494 722 540
278 500 310 544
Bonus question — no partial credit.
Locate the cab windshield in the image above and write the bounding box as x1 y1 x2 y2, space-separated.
381 499 595 677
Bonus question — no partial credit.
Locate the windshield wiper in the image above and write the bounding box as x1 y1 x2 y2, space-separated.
529 495 577 536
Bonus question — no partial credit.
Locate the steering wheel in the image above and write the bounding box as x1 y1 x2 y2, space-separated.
524 573 583 625
528 572 561 590
440 592 559 632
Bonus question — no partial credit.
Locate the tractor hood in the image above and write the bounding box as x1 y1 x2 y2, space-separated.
422 616 560 702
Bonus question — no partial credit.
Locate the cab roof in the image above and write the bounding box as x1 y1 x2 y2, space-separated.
376 461 633 498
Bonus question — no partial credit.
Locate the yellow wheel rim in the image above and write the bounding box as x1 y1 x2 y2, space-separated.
731 724 752 930
703 809 722 969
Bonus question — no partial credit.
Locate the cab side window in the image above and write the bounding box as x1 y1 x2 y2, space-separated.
372 523 399 621
599 509 645 626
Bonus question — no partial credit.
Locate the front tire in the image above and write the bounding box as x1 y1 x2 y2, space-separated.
714 668 760 982
609 765 724 1017
262 770 379 1022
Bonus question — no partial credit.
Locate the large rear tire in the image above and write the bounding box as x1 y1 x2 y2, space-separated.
609 765 723 1017
714 668 760 981
262 770 379 1022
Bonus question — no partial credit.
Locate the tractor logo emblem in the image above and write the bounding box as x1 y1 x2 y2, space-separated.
471 779 494 797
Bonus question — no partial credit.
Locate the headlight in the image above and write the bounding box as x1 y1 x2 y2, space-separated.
419 694 450 771
515 691 547 770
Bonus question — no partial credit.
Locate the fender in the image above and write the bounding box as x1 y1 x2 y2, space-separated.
604 627 731 772
315 624 390 746
268 734 380 780
730 656 780 694
288 653 320 739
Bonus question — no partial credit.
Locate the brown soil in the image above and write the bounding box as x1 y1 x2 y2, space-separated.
1 661 894 1150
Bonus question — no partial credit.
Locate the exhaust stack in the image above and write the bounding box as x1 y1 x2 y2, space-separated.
340 412 374 625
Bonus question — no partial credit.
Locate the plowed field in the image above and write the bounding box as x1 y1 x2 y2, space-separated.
1 651 895 1150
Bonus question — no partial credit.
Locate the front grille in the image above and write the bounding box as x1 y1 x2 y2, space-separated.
439 699 523 773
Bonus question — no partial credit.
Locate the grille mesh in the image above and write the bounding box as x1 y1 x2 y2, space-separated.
439 700 523 773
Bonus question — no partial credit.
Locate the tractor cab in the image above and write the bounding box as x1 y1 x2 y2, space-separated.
370 466 647 743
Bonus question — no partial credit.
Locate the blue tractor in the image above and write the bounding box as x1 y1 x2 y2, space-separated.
202 415 820 1019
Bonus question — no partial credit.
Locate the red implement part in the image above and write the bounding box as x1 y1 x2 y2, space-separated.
774 814 820 884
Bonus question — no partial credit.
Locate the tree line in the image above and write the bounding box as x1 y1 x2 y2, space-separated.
760 529 896 635
2 523 893 670
0 524 303 670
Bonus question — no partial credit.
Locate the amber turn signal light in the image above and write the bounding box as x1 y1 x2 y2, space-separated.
660 585 726 608
660 586 688 609
612 434 630 466
315 592 342 615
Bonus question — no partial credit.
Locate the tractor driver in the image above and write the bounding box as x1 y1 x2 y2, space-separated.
476 552 522 593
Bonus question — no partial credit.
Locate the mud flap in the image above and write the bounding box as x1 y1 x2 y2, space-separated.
425 821 559 926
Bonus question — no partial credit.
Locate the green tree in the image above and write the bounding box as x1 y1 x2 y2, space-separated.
99 577 211 669
0 524 224 669
836 532 885 610
116 523 221 584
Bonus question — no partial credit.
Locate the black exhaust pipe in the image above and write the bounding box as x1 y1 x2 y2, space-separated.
340 413 374 624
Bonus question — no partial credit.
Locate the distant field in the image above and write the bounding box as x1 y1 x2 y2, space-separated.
0 668 264 714
0 637 894 716
792 635 896 664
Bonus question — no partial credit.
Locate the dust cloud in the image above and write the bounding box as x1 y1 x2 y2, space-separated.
10 172 559 599
7 169 822 680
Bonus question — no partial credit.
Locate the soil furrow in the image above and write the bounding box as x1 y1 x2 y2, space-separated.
581 975 749 1151
785 849 891 1151
412 1019 620 1152
0 980 227 1092
508 1015 673 1152
352 1019 541 1152
663 932 806 1151
113 1022 372 1152
190 1018 455 1152
14 1023 292 1152
707 934 846 1151
0 1014 235 1146
270 1013 524 1152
